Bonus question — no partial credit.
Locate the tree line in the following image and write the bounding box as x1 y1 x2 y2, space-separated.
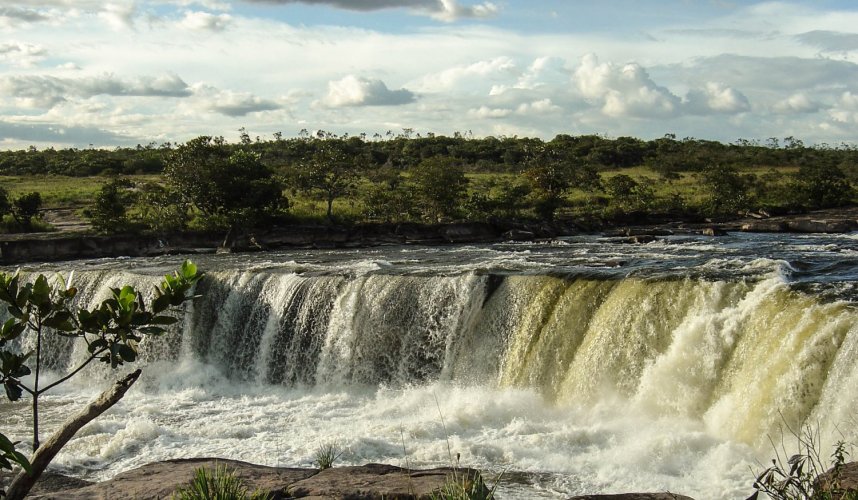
2 131 856 234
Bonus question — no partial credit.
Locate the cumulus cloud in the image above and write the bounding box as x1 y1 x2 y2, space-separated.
574 54 680 118
241 0 498 21
321 75 415 107
773 93 822 114
0 42 48 68
0 73 192 108
685 82 750 114
516 98 561 115
467 105 511 118
179 10 232 31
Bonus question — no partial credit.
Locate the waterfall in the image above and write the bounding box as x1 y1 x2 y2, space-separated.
11 268 858 447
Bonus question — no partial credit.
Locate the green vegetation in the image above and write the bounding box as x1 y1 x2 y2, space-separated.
0 132 855 235
171 463 270 500
0 261 202 499
750 423 856 500
313 442 344 470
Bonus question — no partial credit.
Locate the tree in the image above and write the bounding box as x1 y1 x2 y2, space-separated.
605 174 655 213
290 138 366 221
11 192 41 230
164 136 286 230
790 164 854 209
410 157 469 222
86 178 137 233
700 164 753 216
0 261 202 499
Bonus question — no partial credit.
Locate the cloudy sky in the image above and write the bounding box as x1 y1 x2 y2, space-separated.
1 0 858 148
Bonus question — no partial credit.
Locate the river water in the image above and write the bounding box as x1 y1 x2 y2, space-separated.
2 232 857 499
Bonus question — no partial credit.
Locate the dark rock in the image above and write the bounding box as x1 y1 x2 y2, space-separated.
288 463 489 499
701 227 727 236
440 223 498 243
502 229 536 241
786 219 858 233
740 221 788 233
618 235 657 244
568 494 695 500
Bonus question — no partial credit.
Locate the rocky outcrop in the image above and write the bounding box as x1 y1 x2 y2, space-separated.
816 461 858 495
740 221 789 233
287 463 488 499
19 459 488 500
568 494 695 500
786 219 858 233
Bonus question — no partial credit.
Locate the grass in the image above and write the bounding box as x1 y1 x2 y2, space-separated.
171 463 270 500
0 175 159 208
313 441 344 470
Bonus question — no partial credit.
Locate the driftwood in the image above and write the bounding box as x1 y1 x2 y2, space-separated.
5 369 142 500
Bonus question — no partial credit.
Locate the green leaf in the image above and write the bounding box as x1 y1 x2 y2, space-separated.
31 275 52 306
1 318 25 341
181 260 198 280
4 380 22 401
150 316 178 326
115 343 137 363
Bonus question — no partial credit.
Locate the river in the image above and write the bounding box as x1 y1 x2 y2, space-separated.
3 232 857 498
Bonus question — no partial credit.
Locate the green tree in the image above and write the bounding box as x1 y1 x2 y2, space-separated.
605 174 655 213
291 138 366 221
410 157 469 222
700 164 753 216
11 192 42 230
0 261 202 500
87 178 138 233
790 164 854 209
164 136 286 230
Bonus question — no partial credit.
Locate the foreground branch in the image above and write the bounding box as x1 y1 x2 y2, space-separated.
5 369 142 500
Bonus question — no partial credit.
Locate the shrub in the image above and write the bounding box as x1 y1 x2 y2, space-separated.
314 442 344 470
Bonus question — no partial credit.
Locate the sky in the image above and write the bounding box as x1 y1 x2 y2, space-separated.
1 0 858 149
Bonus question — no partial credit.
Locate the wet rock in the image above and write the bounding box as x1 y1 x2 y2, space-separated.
786 219 858 233
740 221 788 233
440 222 498 243
26 459 316 500
503 229 536 241
701 227 727 236
21 460 489 500
619 235 657 244
288 463 489 499
568 494 695 500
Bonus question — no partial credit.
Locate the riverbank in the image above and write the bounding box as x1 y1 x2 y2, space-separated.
2 207 857 265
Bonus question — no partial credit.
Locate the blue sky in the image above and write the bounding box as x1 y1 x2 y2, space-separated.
1 0 858 148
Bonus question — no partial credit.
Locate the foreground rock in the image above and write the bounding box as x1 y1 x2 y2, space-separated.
19 459 488 499
568 495 695 500
816 461 858 494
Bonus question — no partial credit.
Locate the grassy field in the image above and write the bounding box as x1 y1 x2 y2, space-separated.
0 175 160 209
0 165 814 225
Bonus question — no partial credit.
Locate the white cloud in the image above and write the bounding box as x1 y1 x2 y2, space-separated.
198 89 282 116
240 0 498 22
179 10 232 31
467 105 511 118
417 57 517 93
0 42 48 68
99 2 137 30
516 98 560 115
574 54 680 118
0 73 192 108
0 7 51 27
685 82 750 114
321 75 415 107
773 93 822 114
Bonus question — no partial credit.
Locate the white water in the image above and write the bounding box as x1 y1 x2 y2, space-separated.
3 237 858 499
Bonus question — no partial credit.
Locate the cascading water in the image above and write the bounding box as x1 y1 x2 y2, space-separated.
3 233 857 499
